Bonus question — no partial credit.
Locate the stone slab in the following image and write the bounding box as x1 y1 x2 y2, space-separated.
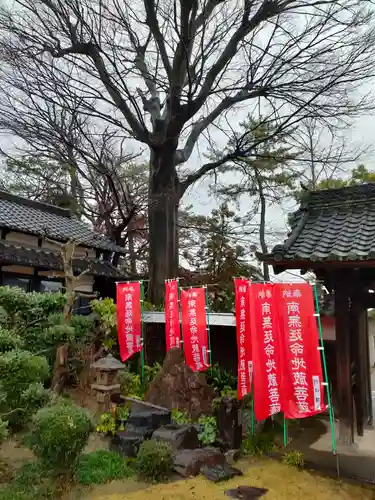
173 447 225 477
152 424 200 451
110 430 144 458
201 463 243 482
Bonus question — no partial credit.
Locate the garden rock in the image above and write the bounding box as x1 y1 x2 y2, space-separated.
225 486 268 499
110 430 144 458
173 447 225 477
152 424 200 451
225 449 241 465
126 405 171 438
216 397 242 451
201 462 243 482
145 347 215 419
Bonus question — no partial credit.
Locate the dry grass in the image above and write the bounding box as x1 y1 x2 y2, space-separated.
91 458 375 500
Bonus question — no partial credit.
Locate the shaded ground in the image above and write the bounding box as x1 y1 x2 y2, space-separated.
285 416 375 483
90 459 375 500
2 435 375 500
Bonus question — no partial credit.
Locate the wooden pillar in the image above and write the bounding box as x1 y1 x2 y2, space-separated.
362 310 373 427
350 298 363 436
335 281 354 444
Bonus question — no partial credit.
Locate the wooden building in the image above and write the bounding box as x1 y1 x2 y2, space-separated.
0 190 127 309
261 183 375 444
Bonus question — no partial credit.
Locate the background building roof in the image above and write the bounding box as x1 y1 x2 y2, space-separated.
266 183 375 264
0 191 126 254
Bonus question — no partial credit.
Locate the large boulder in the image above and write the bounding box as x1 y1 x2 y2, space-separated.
144 348 215 419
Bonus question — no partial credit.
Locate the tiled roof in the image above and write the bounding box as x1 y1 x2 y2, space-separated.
266 183 375 264
0 191 126 254
0 240 124 278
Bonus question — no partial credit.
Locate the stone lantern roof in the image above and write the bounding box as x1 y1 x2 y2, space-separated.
90 354 125 371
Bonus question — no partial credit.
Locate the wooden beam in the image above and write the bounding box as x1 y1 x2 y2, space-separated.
335 280 354 444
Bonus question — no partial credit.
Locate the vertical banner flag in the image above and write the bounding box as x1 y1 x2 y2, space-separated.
165 280 181 351
234 279 252 400
116 282 142 362
180 288 210 372
249 283 283 420
276 283 326 419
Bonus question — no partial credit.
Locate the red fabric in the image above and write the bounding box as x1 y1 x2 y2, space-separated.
116 282 142 362
165 280 181 351
249 283 283 420
234 278 252 400
180 288 210 372
275 283 326 419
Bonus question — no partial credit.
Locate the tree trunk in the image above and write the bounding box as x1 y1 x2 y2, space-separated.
255 170 270 281
148 146 179 305
127 222 137 275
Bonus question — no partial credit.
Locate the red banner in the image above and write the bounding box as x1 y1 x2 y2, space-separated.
234 279 252 400
249 283 283 420
116 282 142 362
275 283 326 419
165 280 181 351
180 288 210 372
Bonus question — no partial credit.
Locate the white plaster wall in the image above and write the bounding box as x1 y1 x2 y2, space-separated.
322 316 375 369
74 274 94 293
42 239 96 258
6 231 38 247
368 320 375 369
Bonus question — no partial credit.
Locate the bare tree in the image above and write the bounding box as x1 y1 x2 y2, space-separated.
0 63 149 270
0 0 374 302
292 118 368 189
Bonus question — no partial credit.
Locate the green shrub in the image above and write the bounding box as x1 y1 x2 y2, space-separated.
135 439 173 482
118 370 143 398
96 412 117 435
144 362 161 386
282 450 305 469
206 363 237 393
76 450 134 485
27 403 93 475
0 327 23 353
197 415 217 445
0 418 8 443
171 408 192 425
0 461 57 500
0 350 50 426
70 314 95 342
96 406 130 435
241 431 275 456
0 287 66 331
91 298 117 350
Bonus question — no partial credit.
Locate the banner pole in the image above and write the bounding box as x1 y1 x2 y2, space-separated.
313 284 337 456
283 415 288 447
250 390 255 435
140 280 145 383
204 285 213 366
177 278 184 353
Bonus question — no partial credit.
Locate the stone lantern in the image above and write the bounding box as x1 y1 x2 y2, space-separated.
90 354 125 413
